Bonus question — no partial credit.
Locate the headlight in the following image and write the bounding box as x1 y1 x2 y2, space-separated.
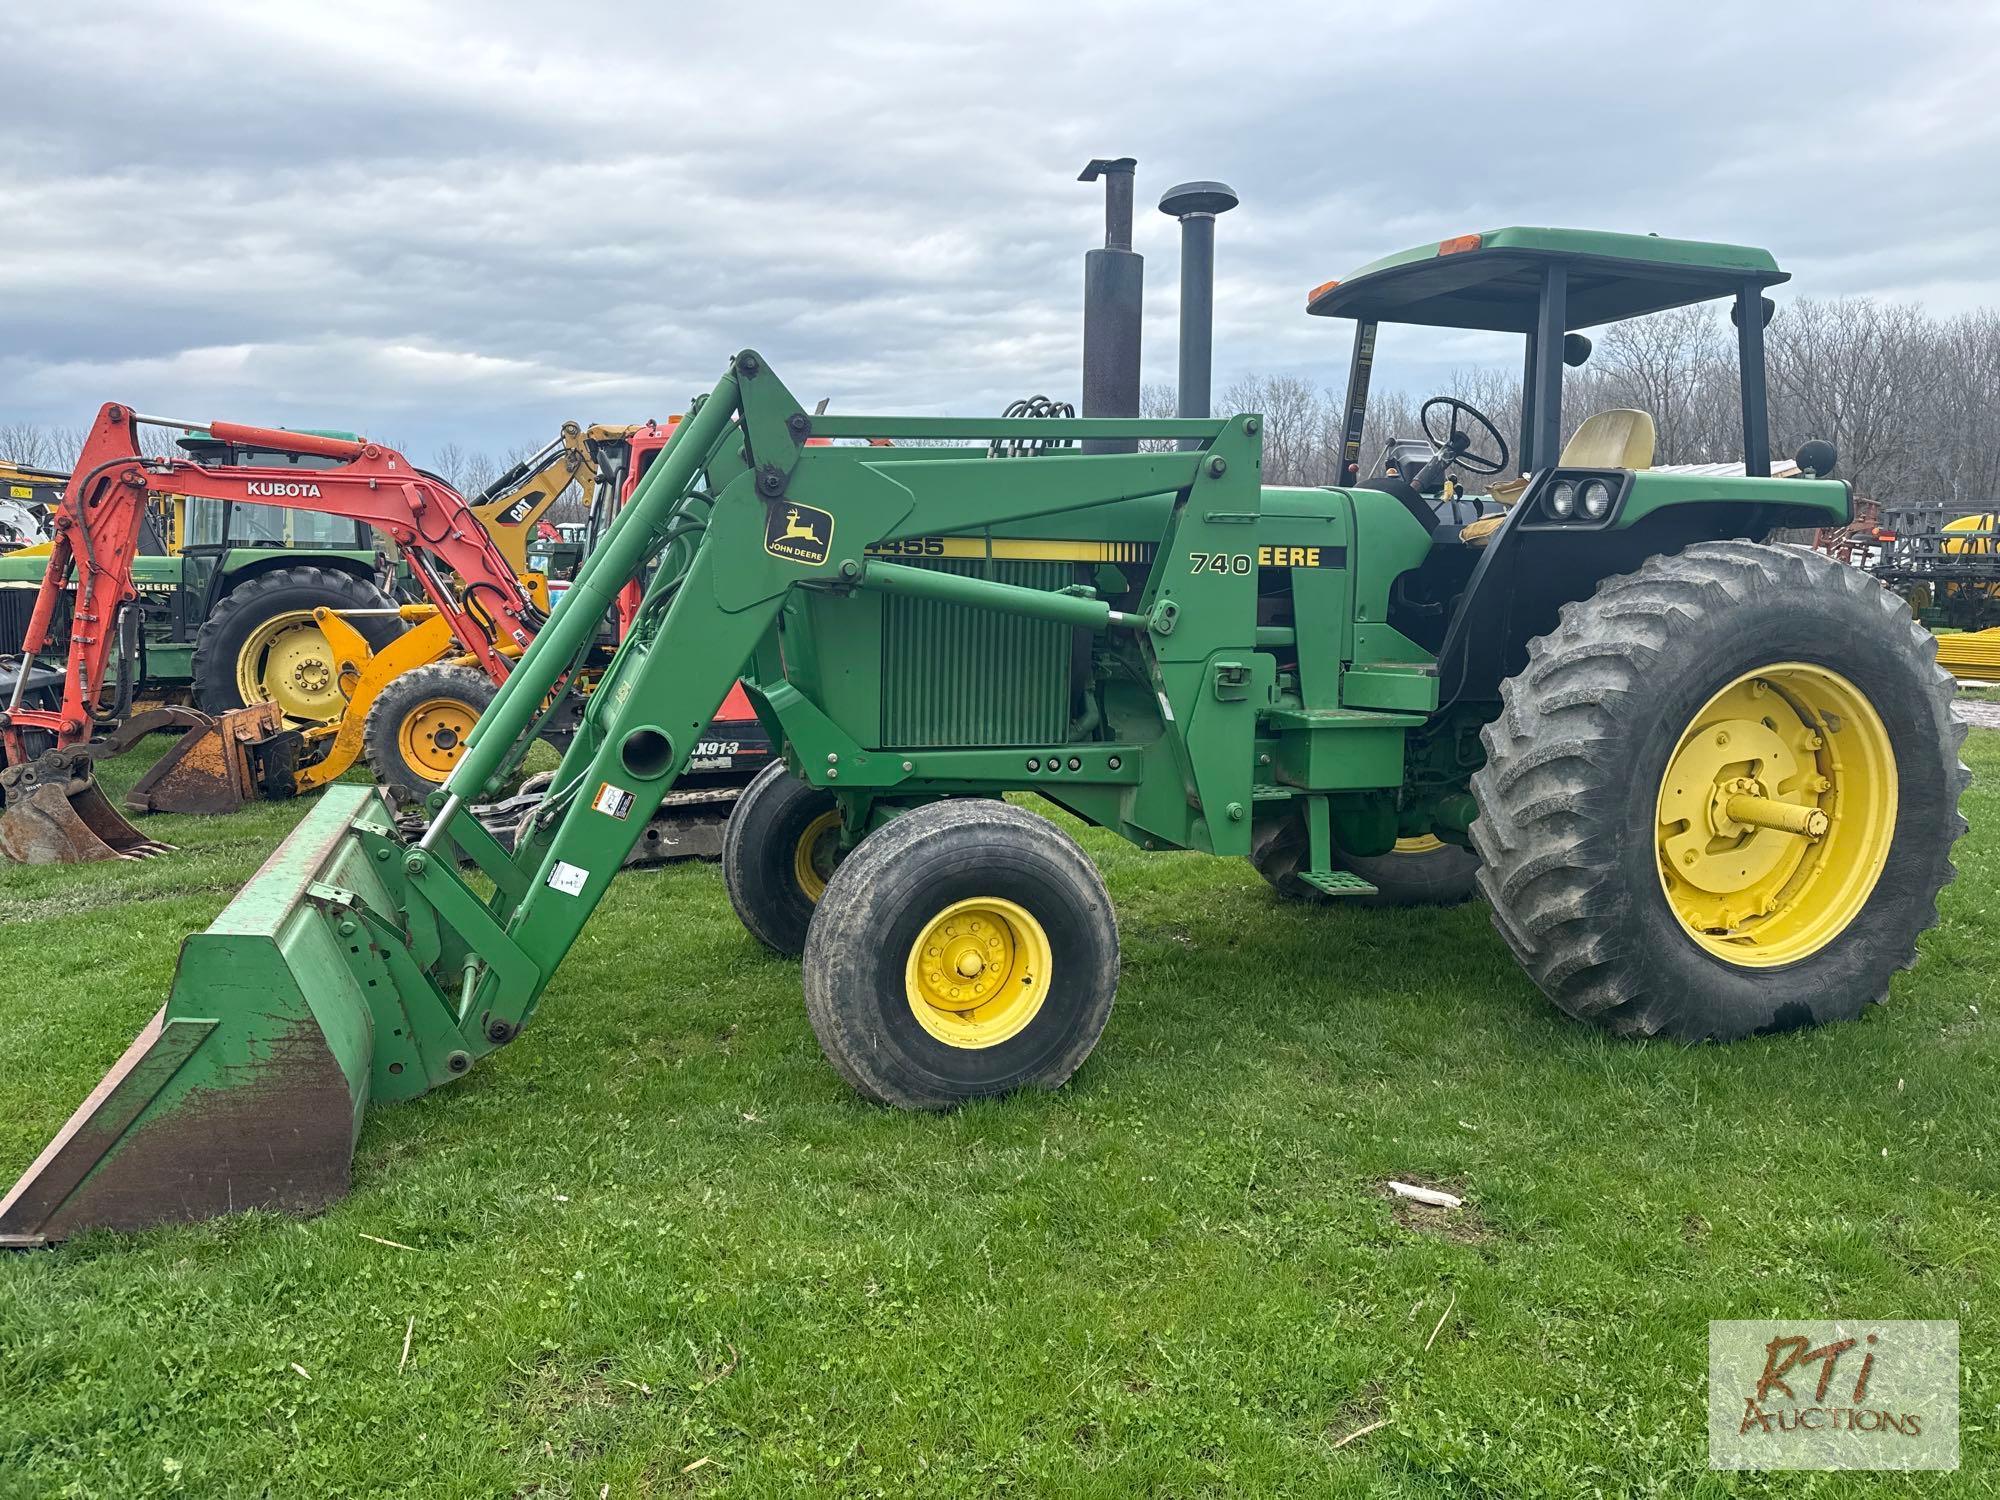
1579 479 1614 519
1546 480 1577 519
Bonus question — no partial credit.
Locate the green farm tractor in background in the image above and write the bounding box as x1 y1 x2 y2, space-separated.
0 199 1969 1243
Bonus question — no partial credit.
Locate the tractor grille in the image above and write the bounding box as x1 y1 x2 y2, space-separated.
879 559 1072 747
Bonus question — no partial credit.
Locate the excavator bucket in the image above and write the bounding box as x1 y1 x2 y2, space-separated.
0 749 171 863
0 785 415 1245
0 704 299 864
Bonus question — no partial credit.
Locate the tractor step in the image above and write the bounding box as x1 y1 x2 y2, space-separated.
1296 869 1378 897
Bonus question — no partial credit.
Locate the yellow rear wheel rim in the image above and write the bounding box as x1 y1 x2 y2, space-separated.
236 610 342 724
397 697 478 781
792 810 842 902
1655 663 1895 967
904 897 1052 1050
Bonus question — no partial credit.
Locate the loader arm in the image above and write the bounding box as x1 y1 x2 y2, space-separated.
0 404 545 765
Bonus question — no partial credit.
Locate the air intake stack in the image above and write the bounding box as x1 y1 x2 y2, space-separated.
1159 179 1239 449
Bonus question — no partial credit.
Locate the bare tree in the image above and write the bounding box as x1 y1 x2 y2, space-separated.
0 423 60 468
429 441 472 492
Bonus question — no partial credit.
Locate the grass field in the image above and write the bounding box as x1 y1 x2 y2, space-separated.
2 730 1997 1498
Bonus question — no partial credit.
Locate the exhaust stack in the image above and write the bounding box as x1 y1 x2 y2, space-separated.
1159 180 1239 449
1078 157 1142 454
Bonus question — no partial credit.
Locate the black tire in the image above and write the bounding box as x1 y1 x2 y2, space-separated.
361 662 496 803
192 565 401 724
803 799 1119 1109
722 761 842 956
1471 541 1969 1041
1250 816 1478 908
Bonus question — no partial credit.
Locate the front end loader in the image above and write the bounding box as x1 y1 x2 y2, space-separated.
2 221 1969 1245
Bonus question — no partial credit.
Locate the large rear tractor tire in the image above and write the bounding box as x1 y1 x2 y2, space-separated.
722 761 843 956
1471 541 1969 1041
1250 817 1479 908
803 799 1119 1109
192 566 402 727
361 662 496 803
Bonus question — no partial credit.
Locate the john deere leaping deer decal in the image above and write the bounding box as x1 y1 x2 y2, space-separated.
764 500 835 565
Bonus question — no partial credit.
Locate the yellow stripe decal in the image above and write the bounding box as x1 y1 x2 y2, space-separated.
865 538 1157 563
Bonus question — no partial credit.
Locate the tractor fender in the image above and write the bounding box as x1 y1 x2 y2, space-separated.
1433 485 1844 712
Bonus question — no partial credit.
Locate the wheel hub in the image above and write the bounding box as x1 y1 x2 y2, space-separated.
237 611 344 724
1655 665 1894 966
397 698 479 781
792 810 842 902
904 898 1052 1049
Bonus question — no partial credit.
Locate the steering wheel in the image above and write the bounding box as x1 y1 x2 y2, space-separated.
1420 396 1509 477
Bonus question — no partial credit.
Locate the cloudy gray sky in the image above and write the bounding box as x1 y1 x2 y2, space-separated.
4 0 1997 461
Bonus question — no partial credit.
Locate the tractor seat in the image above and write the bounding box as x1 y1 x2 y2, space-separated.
1457 408 1659 547
1559 408 1656 469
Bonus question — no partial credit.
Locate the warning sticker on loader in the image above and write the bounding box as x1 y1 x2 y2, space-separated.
547 861 590 896
592 782 635 820
764 500 834 566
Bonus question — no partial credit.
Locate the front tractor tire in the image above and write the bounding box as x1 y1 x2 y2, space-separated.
192 565 401 726
361 662 496 803
722 761 843 956
1472 541 1969 1041
803 799 1119 1110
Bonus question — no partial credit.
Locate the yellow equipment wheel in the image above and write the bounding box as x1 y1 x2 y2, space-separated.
1472 540 1967 1041
190 564 402 725
1654 663 1894 966
902 897 1054 1049
395 695 481 782
791 809 843 903
722 762 843 955
361 662 497 801
235 610 344 724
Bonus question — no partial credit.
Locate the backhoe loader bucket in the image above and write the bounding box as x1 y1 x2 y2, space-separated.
0 785 404 1245
0 749 171 863
120 702 301 814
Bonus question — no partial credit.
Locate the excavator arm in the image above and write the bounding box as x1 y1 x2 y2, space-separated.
465 421 645 575
1 404 544 766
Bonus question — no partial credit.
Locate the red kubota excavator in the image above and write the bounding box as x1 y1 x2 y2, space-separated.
0 404 767 862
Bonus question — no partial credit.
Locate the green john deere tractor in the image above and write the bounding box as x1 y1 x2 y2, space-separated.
0 219 1968 1244
0 430 398 729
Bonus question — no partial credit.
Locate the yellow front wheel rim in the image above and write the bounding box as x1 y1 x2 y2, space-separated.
1655 663 1895 967
397 697 479 782
1392 835 1445 855
792 810 842 902
904 897 1053 1050
236 610 342 723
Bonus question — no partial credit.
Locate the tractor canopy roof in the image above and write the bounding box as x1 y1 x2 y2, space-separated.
1306 228 1788 332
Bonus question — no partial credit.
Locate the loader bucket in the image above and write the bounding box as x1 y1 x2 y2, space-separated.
0 749 171 864
0 785 409 1245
